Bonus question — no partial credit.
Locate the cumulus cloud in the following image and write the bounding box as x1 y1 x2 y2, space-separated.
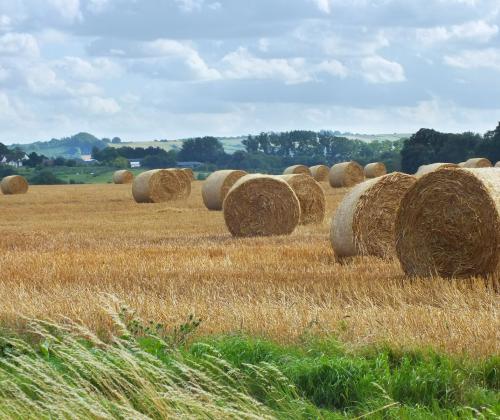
0 32 39 57
361 56 406 84
417 20 498 45
444 48 500 70
79 96 120 115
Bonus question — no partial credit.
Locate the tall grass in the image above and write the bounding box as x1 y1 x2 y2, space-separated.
0 310 497 419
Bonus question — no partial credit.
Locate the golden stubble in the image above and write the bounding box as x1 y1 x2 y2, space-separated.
0 182 498 357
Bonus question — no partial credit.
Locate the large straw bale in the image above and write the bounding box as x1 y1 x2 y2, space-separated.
396 167 500 278
459 158 492 168
364 162 387 178
310 165 329 182
415 163 458 177
132 169 185 203
283 165 312 176
223 174 300 237
331 172 416 258
279 174 325 225
168 169 191 199
181 168 195 181
1 175 29 195
202 170 248 211
329 161 364 188
112 170 134 184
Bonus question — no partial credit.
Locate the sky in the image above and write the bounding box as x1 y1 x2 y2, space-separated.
0 0 500 143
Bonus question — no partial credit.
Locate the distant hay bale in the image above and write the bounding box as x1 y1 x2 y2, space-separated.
223 174 301 237
283 165 312 176
331 172 416 259
329 161 364 188
459 158 492 168
415 163 459 177
181 168 195 181
496 161 500 168
202 170 248 211
364 162 387 178
279 174 325 225
1 175 29 195
310 165 330 182
396 168 500 278
132 169 185 203
112 170 134 184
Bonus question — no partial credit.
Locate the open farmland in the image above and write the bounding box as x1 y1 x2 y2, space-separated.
0 182 498 359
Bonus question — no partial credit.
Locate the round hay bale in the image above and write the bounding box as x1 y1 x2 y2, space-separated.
495 161 500 168
329 161 364 188
202 170 248 211
279 174 325 225
283 165 312 176
181 168 195 181
415 163 459 177
132 169 184 203
331 172 416 259
459 158 492 168
310 165 330 182
223 174 301 237
364 162 387 178
112 170 134 184
1 175 29 195
168 169 191 199
396 168 500 278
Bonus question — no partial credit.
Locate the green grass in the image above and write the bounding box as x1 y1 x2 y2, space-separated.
0 309 497 419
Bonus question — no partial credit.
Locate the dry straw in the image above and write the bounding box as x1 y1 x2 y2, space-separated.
112 170 134 184
415 163 459 177
223 174 300 237
202 170 248 211
496 161 500 168
171 169 192 199
364 162 387 178
329 161 364 188
279 174 325 225
283 165 312 176
310 165 330 182
181 168 195 181
132 169 186 203
396 167 500 278
1 175 29 195
459 158 492 168
331 172 416 259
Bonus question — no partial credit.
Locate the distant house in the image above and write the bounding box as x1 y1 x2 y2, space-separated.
1 154 28 168
177 161 203 169
128 159 142 168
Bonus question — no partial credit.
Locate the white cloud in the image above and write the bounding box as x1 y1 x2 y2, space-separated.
444 48 500 70
222 47 311 84
315 60 348 78
0 14 11 32
54 56 122 80
361 56 406 84
310 0 333 14
417 20 498 45
0 32 39 57
46 0 82 22
79 96 120 115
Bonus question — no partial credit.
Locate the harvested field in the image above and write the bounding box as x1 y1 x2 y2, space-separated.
0 183 498 358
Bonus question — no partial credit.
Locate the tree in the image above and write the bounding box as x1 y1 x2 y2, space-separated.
29 170 66 185
0 142 9 160
142 153 176 169
178 137 225 163
112 137 122 144
25 152 47 167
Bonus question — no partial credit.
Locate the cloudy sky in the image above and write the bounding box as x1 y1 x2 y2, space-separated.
1 0 499 143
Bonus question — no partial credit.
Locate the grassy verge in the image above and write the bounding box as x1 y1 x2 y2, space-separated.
0 310 498 419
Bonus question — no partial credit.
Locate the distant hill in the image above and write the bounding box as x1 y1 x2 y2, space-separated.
13 133 109 158
11 132 409 159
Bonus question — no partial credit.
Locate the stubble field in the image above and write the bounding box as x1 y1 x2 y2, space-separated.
0 182 498 358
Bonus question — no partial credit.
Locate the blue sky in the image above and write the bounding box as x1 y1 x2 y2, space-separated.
0 0 499 143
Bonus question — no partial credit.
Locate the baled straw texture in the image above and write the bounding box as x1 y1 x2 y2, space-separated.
364 162 387 178
279 174 326 225
415 163 459 177
329 161 364 188
112 170 134 184
1 175 29 195
223 174 300 237
202 170 248 211
310 165 329 182
132 169 184 203
181 168 195 181
331 172 416 259
459 158 492 168
283 165 312 176
396 168 500 278
169 169 191 199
